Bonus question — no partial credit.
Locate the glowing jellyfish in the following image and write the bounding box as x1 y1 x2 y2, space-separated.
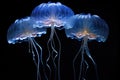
7 17 47 80
30 2 74 80
64 13 109 80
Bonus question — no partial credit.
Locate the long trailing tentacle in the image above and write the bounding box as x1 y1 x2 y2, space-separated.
51 37 57 80
48 26 58 53
46 49 51 80
54 29 61 80
85 42 99 80
28 38 41 80
46 26 56 80
78 44 85 80
73 39 84 80
32 38 48 80
83 36 99 80
28 38 37 66
83 60 89 80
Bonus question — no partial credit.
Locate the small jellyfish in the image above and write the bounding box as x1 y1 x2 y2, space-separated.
64 13 109 80
7 17 47 80
31 2 74 80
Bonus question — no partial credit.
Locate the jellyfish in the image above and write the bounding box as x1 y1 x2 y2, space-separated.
7 17 47 80
30 2 74 80
64 13 109 80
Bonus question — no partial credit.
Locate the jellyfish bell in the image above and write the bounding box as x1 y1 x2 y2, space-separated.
30 2 74 29
64 13 109 80
65 13 109 42
30 2 75 45
30 1 75 54
7 17 46 44
30 1 75 55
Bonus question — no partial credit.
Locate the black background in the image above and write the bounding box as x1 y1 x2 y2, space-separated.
0 0 118 80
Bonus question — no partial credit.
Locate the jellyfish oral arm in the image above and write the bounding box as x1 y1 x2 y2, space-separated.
73 37 99 80
46 25 61 80
28 37 47 80
28 38 41 80
85 42 99 80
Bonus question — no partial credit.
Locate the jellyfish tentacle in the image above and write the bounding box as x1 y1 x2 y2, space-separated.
84 60 89 79
46 26 55 80
32 38 48 80
73 40 84 80
50 37 58 53
28 38 40 79
54 29 61 80
78 37 89 80
49 26 58 53
47 26 59 80
51 38 57 80
46 53 51 80
79 44 85 80
28 39 37 66
28 39 32 53
46 35 52 79
29 40 40 79
85 41 99 80
29 38 41 80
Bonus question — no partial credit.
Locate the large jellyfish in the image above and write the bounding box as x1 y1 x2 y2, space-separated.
30 2 74 80
7 17 47 80
64 13 109 80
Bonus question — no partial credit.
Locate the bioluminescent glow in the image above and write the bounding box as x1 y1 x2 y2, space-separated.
64 13 109 80
7 1 109 80
31 2 74 80
7 17 47 80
